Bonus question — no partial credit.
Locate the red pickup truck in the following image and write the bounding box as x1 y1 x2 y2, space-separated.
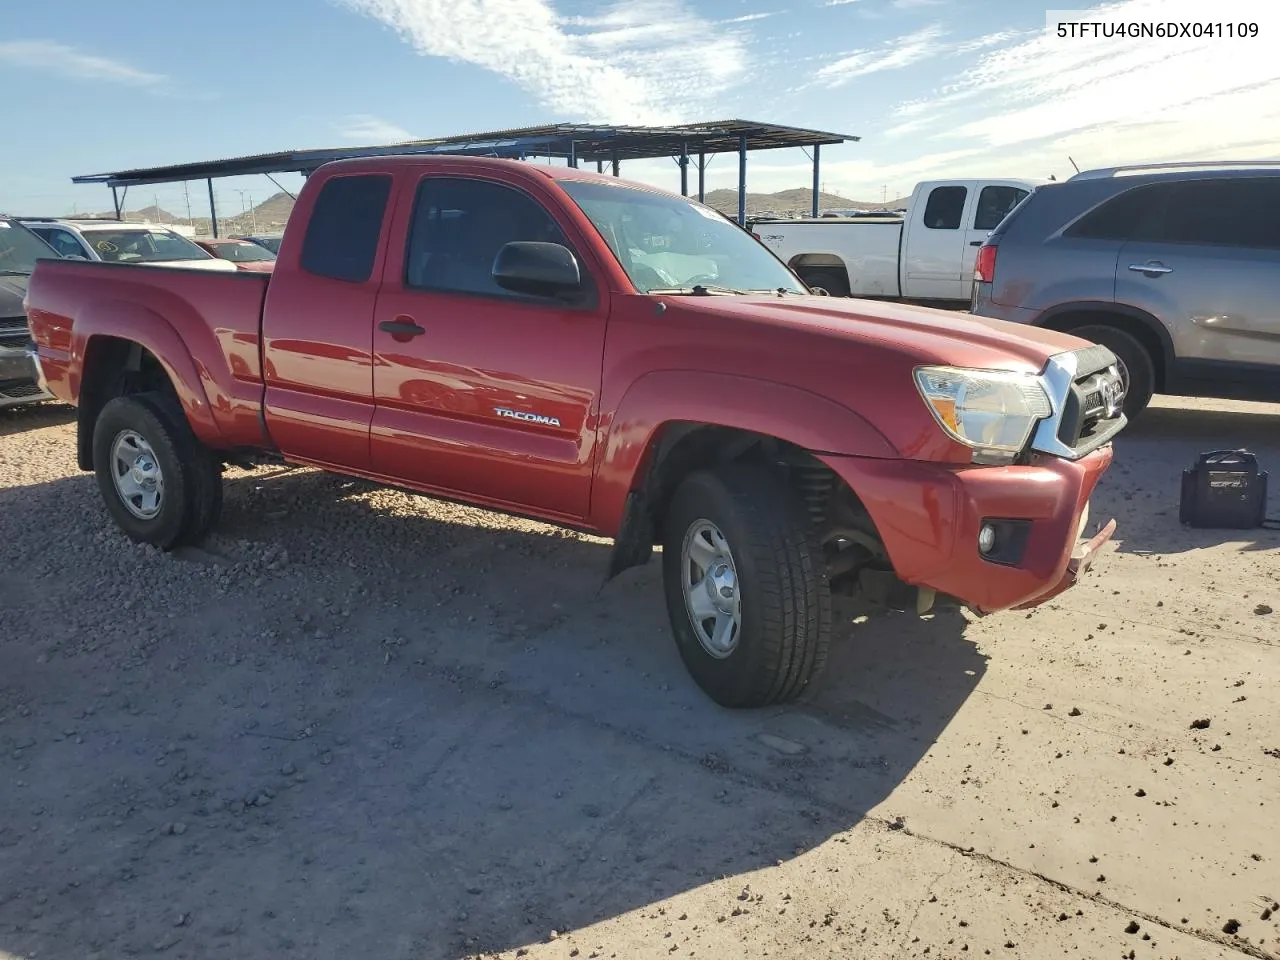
26 156 1124 707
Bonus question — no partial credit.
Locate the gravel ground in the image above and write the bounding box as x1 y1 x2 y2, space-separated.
1 395 1278 960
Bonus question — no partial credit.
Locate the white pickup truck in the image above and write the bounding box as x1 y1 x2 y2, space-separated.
751 178 1042 306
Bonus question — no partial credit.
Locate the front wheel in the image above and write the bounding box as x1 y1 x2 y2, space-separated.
92 393 223 550
661 466 832 708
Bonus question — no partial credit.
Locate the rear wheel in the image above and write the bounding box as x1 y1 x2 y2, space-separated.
661 465 832 708
1067 324 1155 419
799 267 850 297
92 392 223 549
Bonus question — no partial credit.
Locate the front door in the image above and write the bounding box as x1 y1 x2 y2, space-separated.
370 173 608 522
963 183 1031 282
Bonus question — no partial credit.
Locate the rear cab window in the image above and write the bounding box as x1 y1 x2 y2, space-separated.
300 174 393 282
922 186 967 230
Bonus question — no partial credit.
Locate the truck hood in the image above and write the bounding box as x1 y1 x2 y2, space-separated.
0 274 29 318
686 294 1087 374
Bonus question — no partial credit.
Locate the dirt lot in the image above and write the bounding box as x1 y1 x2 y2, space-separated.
1 395 1277 960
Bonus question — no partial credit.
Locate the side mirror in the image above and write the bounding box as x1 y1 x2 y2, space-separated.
493 241 582 299
810 286 830 296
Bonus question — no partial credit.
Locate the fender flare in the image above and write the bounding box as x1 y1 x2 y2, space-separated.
590 369 898 534
73 298 227 450
1033 301 1175 386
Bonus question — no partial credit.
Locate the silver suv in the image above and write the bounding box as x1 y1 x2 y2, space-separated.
970 162 1280 419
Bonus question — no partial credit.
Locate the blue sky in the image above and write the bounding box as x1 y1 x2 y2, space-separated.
1 0 1276 217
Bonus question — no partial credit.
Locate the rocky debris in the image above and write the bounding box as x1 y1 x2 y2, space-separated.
1254 603 1273 615
1222 918 1241 935
1189 718 1211 730
1124 921 1139 934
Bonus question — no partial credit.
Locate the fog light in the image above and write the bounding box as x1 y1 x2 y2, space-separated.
978 523 997 554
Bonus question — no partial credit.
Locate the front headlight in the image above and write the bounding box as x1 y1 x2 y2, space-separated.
913 365 1052 464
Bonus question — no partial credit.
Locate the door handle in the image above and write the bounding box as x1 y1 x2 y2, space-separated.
379 317 425 337
969 240 984 246
1128 262 1173 275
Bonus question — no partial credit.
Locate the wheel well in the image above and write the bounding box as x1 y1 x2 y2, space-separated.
605 423 878 582
1039 309 1167 390
77 337 179 471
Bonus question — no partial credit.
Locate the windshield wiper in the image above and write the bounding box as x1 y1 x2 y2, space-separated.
0 269 32 277
647 284 748 296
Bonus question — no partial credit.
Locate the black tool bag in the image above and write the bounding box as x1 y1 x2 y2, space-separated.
1180 449 1275 529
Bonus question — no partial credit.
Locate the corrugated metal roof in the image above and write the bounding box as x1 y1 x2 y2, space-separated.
71 119 859 188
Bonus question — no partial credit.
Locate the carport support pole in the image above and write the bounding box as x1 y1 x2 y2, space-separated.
679 141 689 197
698 152 706 203
596 160 603 173
111 186 122 221
737 134 748 226
811 144 821 218
611 150 620 177
207 178 219 238
568 140 577 168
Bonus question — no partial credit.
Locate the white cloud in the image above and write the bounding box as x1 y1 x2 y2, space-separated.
823 0 865 6
813 24 944 87
722 11 777 22
776 0 1280 199
338 114 416 142
0 40 165 87
892 0 945 8
337 0 748 124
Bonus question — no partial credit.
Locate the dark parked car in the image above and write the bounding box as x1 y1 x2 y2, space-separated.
971 161 1280 418
0 216 60 408
233 234 282 255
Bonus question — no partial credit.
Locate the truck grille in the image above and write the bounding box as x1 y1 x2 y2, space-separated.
1056 346 1125 454
0 316 31 349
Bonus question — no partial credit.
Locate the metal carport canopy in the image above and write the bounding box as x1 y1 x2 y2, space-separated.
70 119 859 232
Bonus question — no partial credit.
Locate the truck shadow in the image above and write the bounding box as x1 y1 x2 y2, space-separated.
0 466 987 960
1090 399 1280 557
0 399 75 437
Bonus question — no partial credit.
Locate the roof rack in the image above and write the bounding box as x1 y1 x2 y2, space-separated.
1071 160 1280 180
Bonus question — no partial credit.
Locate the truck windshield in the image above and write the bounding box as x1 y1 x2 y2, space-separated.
84 229 212 264
0 219 61 274
558 180 806 295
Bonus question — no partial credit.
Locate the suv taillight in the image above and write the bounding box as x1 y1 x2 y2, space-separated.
974 244 997 284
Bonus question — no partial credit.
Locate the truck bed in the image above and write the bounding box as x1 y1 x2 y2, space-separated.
27 258 271 450
751 219 904 298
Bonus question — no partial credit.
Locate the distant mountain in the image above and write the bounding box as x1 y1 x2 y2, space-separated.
61 185 905 236
703 187 910 218
64 190 296 238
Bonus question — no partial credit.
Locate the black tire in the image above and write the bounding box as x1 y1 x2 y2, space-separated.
661 465 832 708
92 392 224 550
800 267 850 297
1067 324 1155 420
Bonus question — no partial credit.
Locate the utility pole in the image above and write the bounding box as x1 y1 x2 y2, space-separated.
183 182 193 226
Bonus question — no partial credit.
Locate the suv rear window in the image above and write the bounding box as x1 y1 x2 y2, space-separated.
300 174 392 282
1065 184 1169 241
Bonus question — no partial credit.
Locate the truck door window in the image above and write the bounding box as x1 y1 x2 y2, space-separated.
1160 178 1280 249
973 186 1030 231
300 173 392 283
405 177 576 299
922 186 967 230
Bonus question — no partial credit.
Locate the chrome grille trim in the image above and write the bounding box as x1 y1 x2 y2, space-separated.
1029 347 1127 459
